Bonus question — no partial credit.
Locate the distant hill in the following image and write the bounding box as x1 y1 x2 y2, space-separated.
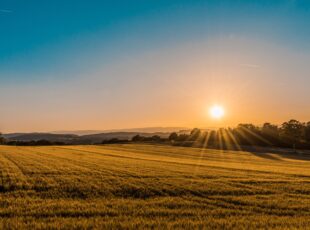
3 131 172 144
3 133 27 139
51 127 187 136
3 133 79 143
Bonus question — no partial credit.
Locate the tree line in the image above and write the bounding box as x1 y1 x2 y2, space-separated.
165 120 310 150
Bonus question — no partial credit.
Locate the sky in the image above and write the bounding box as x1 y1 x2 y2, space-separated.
1 0 310 133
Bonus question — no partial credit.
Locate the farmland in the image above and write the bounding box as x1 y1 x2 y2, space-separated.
0 144 310 229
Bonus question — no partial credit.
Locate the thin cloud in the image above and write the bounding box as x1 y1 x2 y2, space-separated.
240 64 261 69
0 9 13 13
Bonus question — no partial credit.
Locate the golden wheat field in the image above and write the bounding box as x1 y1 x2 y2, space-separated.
0 144 310 229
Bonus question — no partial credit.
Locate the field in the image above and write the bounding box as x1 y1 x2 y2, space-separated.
0 144 310 229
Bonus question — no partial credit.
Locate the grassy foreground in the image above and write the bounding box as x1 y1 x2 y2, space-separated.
0 144 310 229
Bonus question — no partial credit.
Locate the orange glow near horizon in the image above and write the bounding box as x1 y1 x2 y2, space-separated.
1 38 310 133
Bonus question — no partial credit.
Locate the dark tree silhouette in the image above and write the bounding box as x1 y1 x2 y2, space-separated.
166 120 310 151
177 134 189 142
262 123 279 136
189 128 201 141
132 135 143 142
261 123 280 146
281 119 304 150
0 132 5 145
168 132 178 141
305 122 310 142
151 135 161 142
281 120 304 139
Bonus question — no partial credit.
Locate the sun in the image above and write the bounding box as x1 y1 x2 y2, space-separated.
209 105 225 119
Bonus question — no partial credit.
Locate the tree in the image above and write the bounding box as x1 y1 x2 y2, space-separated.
260 123 280 146
168 132 178 141
281 119 304 150
132 135 143 142
177 134 189 142
305 122 310 143
0 132 5 145
189 128 201 141
262 123 279 135
233 124 261 146
281 120 304 140
237 124 259 132
151 135 161 142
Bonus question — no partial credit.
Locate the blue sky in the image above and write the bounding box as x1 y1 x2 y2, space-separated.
1 0 310 81
1 0 310 132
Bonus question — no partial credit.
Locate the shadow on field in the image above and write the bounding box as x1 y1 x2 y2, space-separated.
242 146 310 161
249 151 282 161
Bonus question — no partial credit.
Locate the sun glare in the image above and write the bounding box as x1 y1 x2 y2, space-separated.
209 105 225 119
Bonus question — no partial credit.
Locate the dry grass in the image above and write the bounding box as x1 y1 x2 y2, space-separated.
0 144 310 229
